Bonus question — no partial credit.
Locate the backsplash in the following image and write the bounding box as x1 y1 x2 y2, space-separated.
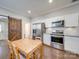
64 27 79 36
46 28 64 34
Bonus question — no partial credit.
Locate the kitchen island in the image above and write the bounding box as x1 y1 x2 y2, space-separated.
12 39 43 59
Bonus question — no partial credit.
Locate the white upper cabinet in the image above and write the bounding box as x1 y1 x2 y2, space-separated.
45 20 52 28
57 16 65 21
45 17 64 28
45 13 79 28
65 14 79 27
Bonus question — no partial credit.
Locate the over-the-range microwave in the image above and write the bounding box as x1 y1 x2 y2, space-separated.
52 20 64 27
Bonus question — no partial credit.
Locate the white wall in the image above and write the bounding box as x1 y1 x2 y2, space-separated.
0 7 31 39
22 18 31 39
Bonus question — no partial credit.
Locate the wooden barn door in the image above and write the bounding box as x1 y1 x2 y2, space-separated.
8 17 22 41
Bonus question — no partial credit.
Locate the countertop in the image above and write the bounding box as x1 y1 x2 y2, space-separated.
44 33 79 37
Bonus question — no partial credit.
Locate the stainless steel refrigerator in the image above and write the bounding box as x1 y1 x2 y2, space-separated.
32 23 46 42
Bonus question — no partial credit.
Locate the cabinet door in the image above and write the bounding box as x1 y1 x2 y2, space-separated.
65 14 79 27
43 33 51 46
64 36 79 54
45 20 52 28
57 16 65 21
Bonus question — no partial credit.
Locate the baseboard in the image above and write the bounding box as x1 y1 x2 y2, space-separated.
43 44 64 51
43 44 51 47
64 50 79 57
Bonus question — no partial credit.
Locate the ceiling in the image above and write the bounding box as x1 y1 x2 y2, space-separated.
0 0 76 18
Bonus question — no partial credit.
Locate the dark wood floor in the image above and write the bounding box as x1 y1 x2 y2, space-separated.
43 45 79 59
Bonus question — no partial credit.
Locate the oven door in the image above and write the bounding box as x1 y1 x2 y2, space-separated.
51 35 64 50
51 36 63 44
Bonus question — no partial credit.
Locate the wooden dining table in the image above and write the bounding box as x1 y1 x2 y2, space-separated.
12 39 43 59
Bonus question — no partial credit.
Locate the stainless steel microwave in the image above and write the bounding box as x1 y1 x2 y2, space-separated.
52 20 64 27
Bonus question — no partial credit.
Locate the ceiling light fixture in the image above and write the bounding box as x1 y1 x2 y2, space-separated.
48 0 53 3
28 10 31 14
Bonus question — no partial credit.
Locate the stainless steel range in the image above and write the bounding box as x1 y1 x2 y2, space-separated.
51 30 64 50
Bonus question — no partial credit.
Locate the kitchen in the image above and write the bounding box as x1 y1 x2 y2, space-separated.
32 13 79 54
0 0 79 59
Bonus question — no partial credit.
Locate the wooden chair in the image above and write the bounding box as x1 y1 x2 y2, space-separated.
8 40 43 59
8 40 20 59
28 45 43 59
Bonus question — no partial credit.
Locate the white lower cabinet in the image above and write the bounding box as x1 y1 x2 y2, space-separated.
43 33 51 46
64 36 79 54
